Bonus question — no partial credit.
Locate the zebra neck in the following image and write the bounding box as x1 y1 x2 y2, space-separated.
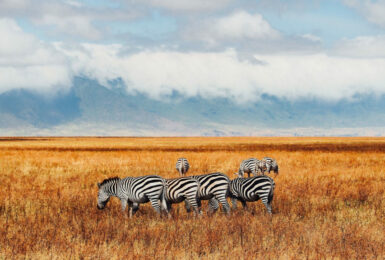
106 181 120 196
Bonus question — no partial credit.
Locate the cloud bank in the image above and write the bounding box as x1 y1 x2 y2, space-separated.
1 2 385 103
0 18 72 93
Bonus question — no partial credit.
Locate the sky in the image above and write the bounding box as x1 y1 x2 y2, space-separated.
1 0 385 102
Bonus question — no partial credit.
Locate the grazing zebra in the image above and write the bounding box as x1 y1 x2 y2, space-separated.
229 175 275 214
97 175 164 217
189 172 231 215
261 157 279 175
238 158 262 177
176 158 190 176
161 177 200 217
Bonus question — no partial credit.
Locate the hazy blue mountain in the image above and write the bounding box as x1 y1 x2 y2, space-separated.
1 76 385 135
0 88 81 128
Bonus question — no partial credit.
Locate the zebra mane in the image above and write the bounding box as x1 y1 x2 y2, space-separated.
99 177 120 187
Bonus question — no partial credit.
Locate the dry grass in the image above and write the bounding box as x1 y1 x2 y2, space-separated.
0 137 384 259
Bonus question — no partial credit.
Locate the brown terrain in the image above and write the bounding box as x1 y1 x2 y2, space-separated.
0 137 384 259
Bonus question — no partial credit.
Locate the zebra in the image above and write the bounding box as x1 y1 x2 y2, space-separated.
176 157 190 176
161 177 200 217
237 158 262 177
97 175 164 217
188 172 231 215
229 175 275 214
261 157 279 175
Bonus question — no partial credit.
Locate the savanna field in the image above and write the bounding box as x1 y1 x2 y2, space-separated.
0 137 384 259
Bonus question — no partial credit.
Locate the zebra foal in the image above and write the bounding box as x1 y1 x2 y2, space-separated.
97 175 164 217
237 158 262 177
229 175 275 214
176 158 190 176
161 177 200 217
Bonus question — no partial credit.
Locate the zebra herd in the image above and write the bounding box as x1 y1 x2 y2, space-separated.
97 157 278 218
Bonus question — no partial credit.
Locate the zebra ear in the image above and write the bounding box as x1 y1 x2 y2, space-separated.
97 182 101 188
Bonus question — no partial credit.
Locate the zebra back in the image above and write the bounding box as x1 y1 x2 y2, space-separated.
191 172 230 198
118 175 164 204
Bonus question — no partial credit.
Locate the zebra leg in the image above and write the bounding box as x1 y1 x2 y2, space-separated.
184 200 192 213
127 201 134 218
148 197 162 215
240 199 247 209
131 203 140 217
186 197 201 217
165 202 172 219
215 193 230 215
261 197 272 214
208 198 220 214
231 197 238 210
120 199 128 212
196 199 202 215
160 196 170 217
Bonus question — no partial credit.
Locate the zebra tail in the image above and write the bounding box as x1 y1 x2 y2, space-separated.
268 177 275 204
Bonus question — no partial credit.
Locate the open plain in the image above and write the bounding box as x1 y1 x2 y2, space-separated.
0 137 384 259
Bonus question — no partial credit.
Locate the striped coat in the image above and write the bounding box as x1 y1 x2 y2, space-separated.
162 177 200 217
97 175 164 217
190 172 231 214
237 158 261 177
229 175 275 214
261 157 279 175
176 158 190 176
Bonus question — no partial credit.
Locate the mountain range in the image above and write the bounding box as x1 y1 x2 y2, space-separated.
1 77 385 136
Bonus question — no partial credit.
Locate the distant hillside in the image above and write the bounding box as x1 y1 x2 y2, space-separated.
1 77 385 136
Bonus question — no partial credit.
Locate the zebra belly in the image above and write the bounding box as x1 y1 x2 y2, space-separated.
168 196 185 204
245 193 261 202
198 193 213 201
129 195 150 204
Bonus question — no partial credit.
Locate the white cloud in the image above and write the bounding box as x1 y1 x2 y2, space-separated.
183 11 280 47
56 43 385 101
0 18 72 93
332 35 385 58
2 17 385 102
344 0 385 28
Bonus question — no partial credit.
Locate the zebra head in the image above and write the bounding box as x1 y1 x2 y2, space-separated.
272 162 279 175
273 165 279 175
97 177 120 210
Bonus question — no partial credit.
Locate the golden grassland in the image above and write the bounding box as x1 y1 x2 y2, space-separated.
0 137 384 259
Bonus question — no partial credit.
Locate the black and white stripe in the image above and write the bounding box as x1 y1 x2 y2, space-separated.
190 172 231 214
229 175 275 214
261 157 279 175
97 175 164 217
176 157 190 176
161 177 200 217
237 158 261 177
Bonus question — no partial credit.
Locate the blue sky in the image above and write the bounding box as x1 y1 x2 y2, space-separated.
1 0 385 101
